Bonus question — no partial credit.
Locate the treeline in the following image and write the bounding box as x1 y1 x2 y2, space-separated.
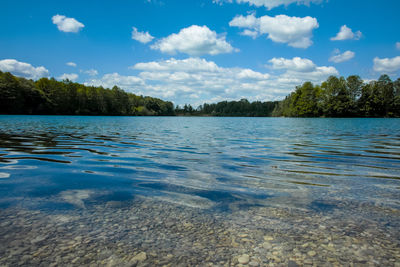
272 75 400 117
0 71 174 116
175 99 279 116
1 71 399 117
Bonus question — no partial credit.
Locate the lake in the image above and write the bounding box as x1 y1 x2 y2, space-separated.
0 116 399 266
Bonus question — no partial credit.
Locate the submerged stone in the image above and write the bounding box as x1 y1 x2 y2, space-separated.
132 252 147 262
238 254 250 264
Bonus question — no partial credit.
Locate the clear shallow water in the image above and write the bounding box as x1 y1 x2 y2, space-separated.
0 116 399 211
0 116 399 266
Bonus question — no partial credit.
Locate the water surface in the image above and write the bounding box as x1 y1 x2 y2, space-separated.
0 116 399 266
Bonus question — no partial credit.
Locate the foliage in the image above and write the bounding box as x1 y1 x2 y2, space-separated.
176 99 279 117
273 75 400 117
0 71 174 116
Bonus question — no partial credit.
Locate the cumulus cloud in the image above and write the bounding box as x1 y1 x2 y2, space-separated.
214 0 323 9
268 57 338 83
0 59 49 79
83 69 98 76
237 69 270 80
230 13 259 28
52 15 84 33
240 29 259 39
329 49 355 63
229 14 318 48
373 56 400 73
89 58 272 104
331 25 362 41
131 27 154 44
86 73 144 89
132 57 221 72
58 73 79 81
269 57 315 72
66 62 77 67
151 25 237 56
86 57 337 106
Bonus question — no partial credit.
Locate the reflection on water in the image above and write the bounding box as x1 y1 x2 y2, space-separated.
0 116 399 265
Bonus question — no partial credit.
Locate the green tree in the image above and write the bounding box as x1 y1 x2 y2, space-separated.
346 75 363 115
321 76 351 117
290 82 322 117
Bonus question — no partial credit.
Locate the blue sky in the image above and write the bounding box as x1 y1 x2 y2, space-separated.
1 0 399 106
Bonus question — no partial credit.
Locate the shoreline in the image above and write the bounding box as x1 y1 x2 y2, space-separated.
1 114 399 118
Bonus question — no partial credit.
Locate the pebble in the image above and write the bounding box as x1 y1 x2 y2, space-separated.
262 242 272 249
0 197 398 266
307 251 316 257
304 259 313 265
132 252 147 262
237 254 250 264
263 236 274 241
288 260 299 267
30 235 47 244
248 261 259 266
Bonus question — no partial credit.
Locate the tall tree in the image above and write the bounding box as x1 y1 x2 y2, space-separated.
321 76 351 117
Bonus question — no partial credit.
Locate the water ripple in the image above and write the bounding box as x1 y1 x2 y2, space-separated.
0 116 399 212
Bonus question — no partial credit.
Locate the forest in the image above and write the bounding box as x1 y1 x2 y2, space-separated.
0 71 174 116
175 100 279 117
0 70 399 117
272 75 400 117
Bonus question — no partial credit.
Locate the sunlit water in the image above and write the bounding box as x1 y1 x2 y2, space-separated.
0 116 399 266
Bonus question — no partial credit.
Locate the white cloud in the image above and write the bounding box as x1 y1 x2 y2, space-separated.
230 14 318 48
83 69 98 76
86 57 337 106
131 27 154 44
329 49 355 63
238 0 322 9
86 73 144 89
66 62 77 67
89 58 272 104
151 25 237 56
240 29 259 39
268 57 338 83
373 56 400 73
52 15 84 33
132 57 221 72
269 57 315 72
214 0 322 9
396 42 400 50
237 69 270 80
331 25 362 41
58 73 79 81
0 59 49 79
230 13 259 28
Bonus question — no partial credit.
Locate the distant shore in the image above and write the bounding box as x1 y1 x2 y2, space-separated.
1 71 399 118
